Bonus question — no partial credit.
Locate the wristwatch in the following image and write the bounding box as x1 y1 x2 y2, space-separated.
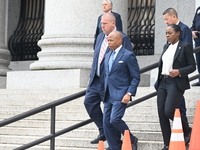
127 92 132 96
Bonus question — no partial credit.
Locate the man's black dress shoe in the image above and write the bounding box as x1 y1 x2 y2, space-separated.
90 134 106 144
131 137 138 150
161 145 169 150
184 127 192 145
192 82 200 86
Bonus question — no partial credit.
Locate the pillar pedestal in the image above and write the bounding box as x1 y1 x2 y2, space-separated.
0 1 13 88
0 1 11 76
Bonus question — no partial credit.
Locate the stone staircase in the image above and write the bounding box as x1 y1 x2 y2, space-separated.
0 86 199 150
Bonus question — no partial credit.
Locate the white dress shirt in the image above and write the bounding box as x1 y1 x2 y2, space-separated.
161 41 179 75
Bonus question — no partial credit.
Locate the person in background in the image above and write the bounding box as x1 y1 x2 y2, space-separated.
103 31 140 150
155 24 196 150
94 0 122 48
84 13 132 144
162 8 192 144
191 6 200 86
163 8 192 44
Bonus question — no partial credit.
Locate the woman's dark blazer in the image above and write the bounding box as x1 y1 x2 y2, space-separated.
155 41 196 91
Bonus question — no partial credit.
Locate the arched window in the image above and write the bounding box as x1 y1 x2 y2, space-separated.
8 0 44 61
128 0 155 55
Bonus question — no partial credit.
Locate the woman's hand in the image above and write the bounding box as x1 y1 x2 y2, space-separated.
169 69 180 77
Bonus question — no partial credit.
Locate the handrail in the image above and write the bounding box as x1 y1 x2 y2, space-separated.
1 46 200 150
139 45 200 74
0 90 86 127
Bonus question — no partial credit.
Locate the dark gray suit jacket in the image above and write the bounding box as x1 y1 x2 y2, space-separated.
155 41 196 91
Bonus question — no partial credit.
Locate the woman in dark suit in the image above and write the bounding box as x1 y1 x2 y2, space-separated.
155 24 196 150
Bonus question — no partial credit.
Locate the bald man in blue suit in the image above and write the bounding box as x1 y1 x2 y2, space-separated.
103 31 140 150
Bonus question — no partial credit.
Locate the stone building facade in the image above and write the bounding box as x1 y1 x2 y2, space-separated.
0 0 199 88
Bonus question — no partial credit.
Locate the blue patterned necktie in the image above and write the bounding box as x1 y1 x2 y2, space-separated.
109 51 116 72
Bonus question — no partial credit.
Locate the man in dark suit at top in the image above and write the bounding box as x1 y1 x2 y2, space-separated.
162 8 192 144
103 31 140 150
84 12 132 144
94 0 123 48
163 8 192 44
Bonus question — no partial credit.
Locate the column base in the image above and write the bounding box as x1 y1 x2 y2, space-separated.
0 76 6 89
29 36 93 70
0 48 11 76
6 69 90 89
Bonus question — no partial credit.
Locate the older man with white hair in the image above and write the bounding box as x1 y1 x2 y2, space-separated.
94 0 123 48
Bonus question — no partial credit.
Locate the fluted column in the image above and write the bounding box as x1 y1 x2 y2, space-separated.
6 0 128 89
30 0 128 70
0 0 11 76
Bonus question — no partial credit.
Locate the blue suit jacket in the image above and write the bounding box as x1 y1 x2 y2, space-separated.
94 11 123 39
178 21 193 45
190 6 200 45
88 31 132 87
190 6 200 31
93 11 123 48
104 46 140 101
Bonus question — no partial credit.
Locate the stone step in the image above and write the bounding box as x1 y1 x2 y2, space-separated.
0 87 199 105
0 141 165 150
0 126 162 139
1 114 194 129
0 103 197 114
0 86 198 150
0 134 165 150
0 144 96 150
0 121 193 142
1 121 162 132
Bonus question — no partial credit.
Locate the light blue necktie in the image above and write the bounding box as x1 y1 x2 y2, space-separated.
109 51 116 72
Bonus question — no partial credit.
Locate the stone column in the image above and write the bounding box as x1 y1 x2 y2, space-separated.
0 0 13 88
196 0 200 9
30 0 128 70
7 0 128 89
0 0 11 76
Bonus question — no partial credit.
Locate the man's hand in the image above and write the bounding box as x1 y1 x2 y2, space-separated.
122 94 131 104
192 31 198 38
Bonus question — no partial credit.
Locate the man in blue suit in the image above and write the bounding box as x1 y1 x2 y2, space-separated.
94 0 122 48
191 6 200 86
163 8 192 44
103 31 140 150
84 13 132 144
162 8 192 144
